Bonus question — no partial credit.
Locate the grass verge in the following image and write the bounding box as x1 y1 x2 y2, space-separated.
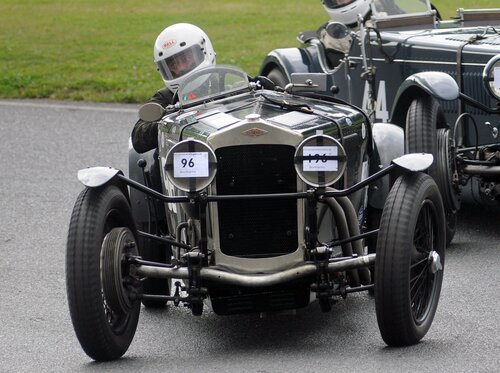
0 0 496 103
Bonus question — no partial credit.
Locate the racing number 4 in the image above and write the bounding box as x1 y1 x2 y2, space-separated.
362 80 389 122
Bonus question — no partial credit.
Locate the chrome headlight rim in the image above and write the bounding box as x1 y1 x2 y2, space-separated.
483 55 500 100
164 139 217 193
294 134 347 188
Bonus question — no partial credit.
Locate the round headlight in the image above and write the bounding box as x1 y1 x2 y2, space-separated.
164 139 217 192
483 55 500 100
294 134 347 188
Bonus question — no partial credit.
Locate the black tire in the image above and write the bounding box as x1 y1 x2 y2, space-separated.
66 185 140 361
375 172 445 346
405 95 439 163
406 96 456 245
266 67 289 89
435 128 460 245
138 222 172 308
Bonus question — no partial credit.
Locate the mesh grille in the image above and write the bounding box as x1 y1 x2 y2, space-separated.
215 145 298 257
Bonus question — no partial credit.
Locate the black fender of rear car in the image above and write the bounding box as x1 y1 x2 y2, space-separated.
259 46 321 83
389 72 460 128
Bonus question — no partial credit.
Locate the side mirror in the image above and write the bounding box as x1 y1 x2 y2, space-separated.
323 21 352 55
325 22 349 39
138 102 165 122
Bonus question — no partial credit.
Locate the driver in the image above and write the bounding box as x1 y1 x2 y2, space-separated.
132 23 276 154
319 0 371 54
131 23 216 153
321 0 371 27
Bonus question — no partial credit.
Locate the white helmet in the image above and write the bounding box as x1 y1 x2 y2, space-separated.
153 23 216 91
321 0 370 27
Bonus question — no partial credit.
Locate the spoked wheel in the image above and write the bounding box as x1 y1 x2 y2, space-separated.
375 172 445 346
138 222 172 308
406 96 456 245
435 128 460 245
66 185 140 361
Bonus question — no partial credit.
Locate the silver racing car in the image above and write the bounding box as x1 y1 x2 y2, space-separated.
66 65 446 361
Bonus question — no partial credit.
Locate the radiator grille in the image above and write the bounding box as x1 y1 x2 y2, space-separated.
434 69 497 144
215 145 298 257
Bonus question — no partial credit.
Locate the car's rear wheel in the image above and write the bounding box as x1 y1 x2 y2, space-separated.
406 95 457 245
266 67 289 89
375 172 445 346
66 185 140 361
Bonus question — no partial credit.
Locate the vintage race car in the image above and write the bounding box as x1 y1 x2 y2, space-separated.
66 65 446 361
260 0 500 244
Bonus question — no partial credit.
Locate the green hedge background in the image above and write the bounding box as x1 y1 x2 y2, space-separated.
0 0 497 102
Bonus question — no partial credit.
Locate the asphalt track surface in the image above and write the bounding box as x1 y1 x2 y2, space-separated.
0 99 499 372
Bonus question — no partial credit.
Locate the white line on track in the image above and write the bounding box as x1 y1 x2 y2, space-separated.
0 100 138 113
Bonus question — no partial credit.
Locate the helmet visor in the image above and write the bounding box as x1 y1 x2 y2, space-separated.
323 0 356 9
157 45 205 81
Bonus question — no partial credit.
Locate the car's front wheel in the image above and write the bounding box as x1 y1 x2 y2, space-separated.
406 95 457 245
375 172 445 346
435 128 460 242
66 185 140 361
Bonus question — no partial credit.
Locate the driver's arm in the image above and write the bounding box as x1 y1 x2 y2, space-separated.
131 88 174 153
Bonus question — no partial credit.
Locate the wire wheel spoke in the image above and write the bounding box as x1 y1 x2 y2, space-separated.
410 200 437 322
414 203 434 255
410 256 428 269
410 264 433 317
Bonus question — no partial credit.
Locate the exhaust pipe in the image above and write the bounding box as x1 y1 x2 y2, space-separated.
135 254 375 287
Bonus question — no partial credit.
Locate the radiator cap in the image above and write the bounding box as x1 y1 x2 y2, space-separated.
245 113 261 122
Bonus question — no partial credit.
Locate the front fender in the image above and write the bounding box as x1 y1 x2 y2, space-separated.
77 167 122 187
77 166 130 204
390 72 459 127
